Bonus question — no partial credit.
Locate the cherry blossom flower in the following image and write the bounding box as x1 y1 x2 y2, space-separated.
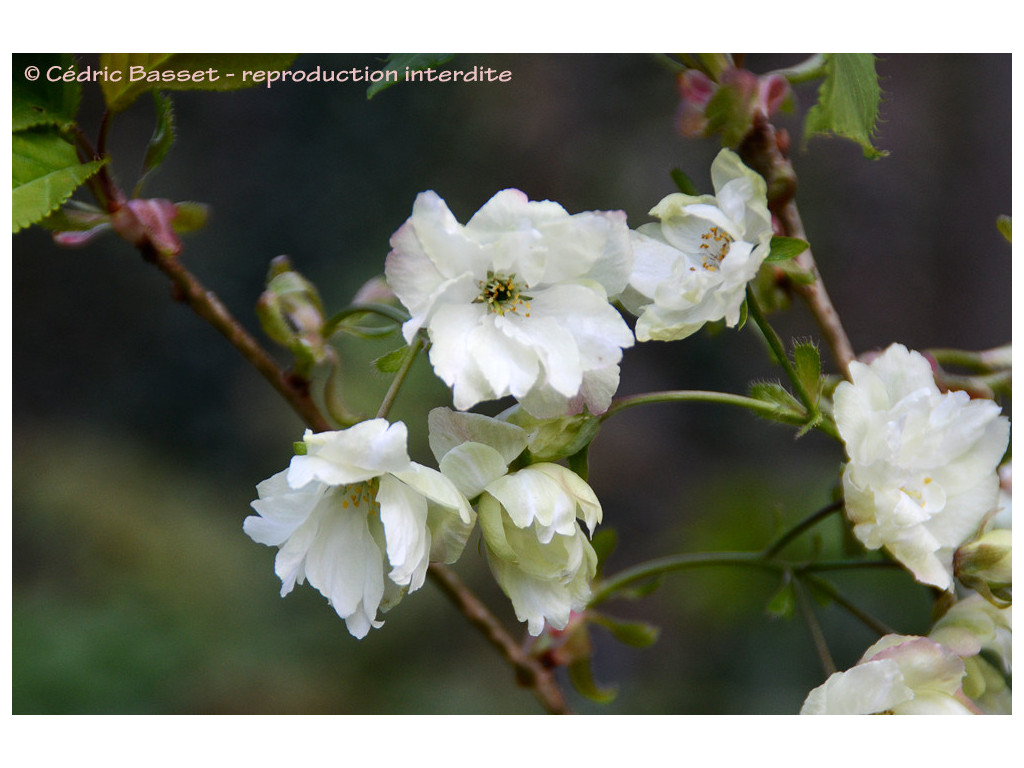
428 407 602 635
620 149 773 341
801 634 975 715
244 419 474 638
385 189 634 418
834 344 1010 590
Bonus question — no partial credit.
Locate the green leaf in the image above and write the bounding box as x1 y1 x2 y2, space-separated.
590 528 618 577
792 340 822 406
12 130 106 233
567 657 617 704
98 53 298 112
765 235 808 262
996 215 1011 243
12 54 81 131
748 381 802 412
366 54 455 99
704 83 752 147
135 93 175 195
373 346 409 374
170 202 209 233
670 167 698 196
590 613 660 648
765 575 796 619
804 53 887 159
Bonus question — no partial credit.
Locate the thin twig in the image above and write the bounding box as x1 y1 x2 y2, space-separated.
776 201 856 378
800 573 896 636
426 563 571 714
792 576 836 677
142 244 331 432
761 500 843 559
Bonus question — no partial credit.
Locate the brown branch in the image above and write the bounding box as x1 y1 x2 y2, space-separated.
738 113 856 379
427 563 572 714
776 201 856 378
141 244 331 432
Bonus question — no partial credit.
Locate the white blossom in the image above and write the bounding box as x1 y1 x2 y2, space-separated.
244 419 474 638
800 634 975 715
385 189 635 418
620 148 773 341
428 407 602 635
834 344 1010 590
930 594 1012 713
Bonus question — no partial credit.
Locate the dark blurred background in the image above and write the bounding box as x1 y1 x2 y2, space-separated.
12 53 1011 713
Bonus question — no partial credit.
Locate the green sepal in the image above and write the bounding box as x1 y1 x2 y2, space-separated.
610 574 664 601
373 346 409 374
749 381 802 412
170 201 209 233
765 573 796 619
567 656 618 704
704 81 753 147
366 54 456 99
99 53 298 112
803 53 887 159
736 296 749 331
670 167 698 196
996 215 1011 243
135 93 175 196
13 54 81 131
765 235 809 263
590 613 660 648
13 129 107 233
590 527 618 578
792 340 822 407
292 441 307 455
37 200 108 232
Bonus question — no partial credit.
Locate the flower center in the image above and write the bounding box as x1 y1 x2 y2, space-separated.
473 270 532 317
340 477 381 515
698 226 733 271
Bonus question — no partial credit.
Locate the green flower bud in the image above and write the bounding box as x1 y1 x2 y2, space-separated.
954 529 1012 607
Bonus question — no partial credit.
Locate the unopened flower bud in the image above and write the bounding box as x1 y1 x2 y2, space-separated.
256 259 328 369
955 529 1012 607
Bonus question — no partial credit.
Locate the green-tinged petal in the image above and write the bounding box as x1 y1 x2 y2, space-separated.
428 407 529 465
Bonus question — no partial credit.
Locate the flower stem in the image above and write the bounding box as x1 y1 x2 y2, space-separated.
375 335 424 420
426 563 571 714
800 573 895 636
745 285 816 414
793 576 836 676
603 389 793 422
761 500 843 559
589 551 784 607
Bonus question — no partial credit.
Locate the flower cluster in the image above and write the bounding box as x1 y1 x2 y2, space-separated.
246 157 776 638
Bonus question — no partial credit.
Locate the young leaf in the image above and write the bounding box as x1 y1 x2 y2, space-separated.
590 528 618 577
765 576 796 619
136 93 175 195
590 613 661 647
996 215 1011 243
792 340 822 406
748 381 802 411
13 53 81 131
373 346 409 374
765 235 809 262
567 657 618 703
98 54 298 112
13 130 106 233
670 167 698 196
366 54 455 99
804 53 887 159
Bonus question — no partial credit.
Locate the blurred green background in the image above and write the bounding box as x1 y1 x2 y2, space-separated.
12 53 1011 713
